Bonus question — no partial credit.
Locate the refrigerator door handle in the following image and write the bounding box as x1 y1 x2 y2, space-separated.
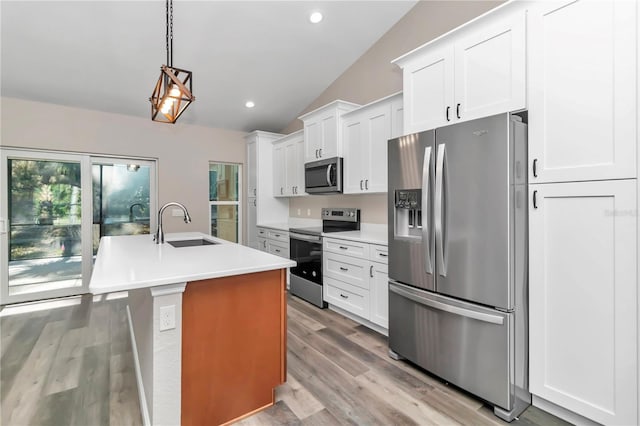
422 146 433 274
435 143 447 277
389 283 504 325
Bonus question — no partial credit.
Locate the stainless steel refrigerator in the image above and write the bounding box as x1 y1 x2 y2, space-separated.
387 113 530 422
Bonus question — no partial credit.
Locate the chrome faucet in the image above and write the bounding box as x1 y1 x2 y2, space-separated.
129 203 145 222
154 202 191 244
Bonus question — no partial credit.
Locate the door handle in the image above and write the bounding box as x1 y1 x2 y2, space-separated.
319 148 322 157
280 187 283 195
435 143 447 277
421 146 433 274
339 266 349 272
370 265 374 278
253 199 256 207
389 283 504 325
456 103 461 119
446 106 450 122
253 188 256 196
533 159 538 178
315 149 319 158
533 190 538 209
339 246 348 250
360 180 363 190
365 179 368 190
326 164 334 186
340 293 349 299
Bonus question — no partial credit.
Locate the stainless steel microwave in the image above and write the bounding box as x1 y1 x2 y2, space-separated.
304 157 343 194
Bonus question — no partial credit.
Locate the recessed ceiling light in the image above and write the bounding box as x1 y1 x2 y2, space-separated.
309 11 323 24
245 101 255 108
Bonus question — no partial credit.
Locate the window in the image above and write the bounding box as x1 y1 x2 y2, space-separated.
209 163 241 243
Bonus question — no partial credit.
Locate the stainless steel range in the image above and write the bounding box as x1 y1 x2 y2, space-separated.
289 207 360 308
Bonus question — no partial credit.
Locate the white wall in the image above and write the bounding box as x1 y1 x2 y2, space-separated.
1 97 246 237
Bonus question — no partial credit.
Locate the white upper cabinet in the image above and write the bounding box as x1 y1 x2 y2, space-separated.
529 180 637 425
299 100 360 163
272 141 286 197
401 45 454 133
272 130 306 197
394 4 526 134
390 94 405 138
343 94 399 194
528 0 637 183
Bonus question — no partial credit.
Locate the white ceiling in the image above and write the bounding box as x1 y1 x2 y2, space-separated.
1 1 417 133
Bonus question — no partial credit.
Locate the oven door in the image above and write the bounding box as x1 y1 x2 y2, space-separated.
289 233 322 284
305 157 342 194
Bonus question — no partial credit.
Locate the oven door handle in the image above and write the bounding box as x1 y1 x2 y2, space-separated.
290 233 322 243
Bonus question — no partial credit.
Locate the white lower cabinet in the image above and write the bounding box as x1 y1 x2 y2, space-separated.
257 227 290 288
529 180 638 425
323 237 389 331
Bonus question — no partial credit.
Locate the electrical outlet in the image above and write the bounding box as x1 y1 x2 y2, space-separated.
171 209 183 217
307 209 311 216
297 208 301 216
159 305 176 331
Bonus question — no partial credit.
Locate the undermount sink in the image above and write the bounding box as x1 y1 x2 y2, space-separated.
167 239 219 248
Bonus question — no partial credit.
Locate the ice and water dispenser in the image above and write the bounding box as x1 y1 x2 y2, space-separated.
394 189 422 238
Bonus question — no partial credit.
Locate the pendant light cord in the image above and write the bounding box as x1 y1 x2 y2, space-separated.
165 0 173 67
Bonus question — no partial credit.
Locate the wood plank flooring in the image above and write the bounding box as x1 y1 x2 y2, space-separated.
1 293 569 426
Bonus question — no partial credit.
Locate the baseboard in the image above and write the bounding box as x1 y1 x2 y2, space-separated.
532 395 600 426
127 305 151 426
327 304 388 337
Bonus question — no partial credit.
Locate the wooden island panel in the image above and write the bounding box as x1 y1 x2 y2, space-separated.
181 269 287 425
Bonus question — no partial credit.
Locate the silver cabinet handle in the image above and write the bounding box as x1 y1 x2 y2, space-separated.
533 159 538 178
263 240 266 249
379 253 388 258
253 188 256 196
275 234 281 237
390 283 504 325
253 199 256 207
339 266 348 272
360 180 363 190
369 265 373 278
365 179 368 190
319 148 322 157
275 249 281 253
435 143 447 277
456 103 461 119
339 246 348 250
533 190 538 209
340 293 349 299
280 187 283 195
422 146 433 274
315 149 319 158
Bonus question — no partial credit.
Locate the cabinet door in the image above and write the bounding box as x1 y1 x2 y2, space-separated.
304 119 322 162
273 143 286 197
390 95 404 138
319 112 338 159
247 140 257 197
403 45 454 133
246 197 257 248
529 180 637 425
294 139 306 195
528 0 637 183
343 113 365 194
370 261 388 329
285 142 297 196
454 10 525 122
364 103 391 193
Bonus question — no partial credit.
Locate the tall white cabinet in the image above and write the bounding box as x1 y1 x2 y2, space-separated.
245 131 289 249
273 130 306 197
526 1 638 424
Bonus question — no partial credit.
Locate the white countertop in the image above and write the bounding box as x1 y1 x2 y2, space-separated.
89 232 296 294
322 224 388 246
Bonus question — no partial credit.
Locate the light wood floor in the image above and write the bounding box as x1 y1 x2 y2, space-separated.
1 293 569 426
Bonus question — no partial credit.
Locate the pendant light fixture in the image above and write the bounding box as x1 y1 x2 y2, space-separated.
149 0 194 124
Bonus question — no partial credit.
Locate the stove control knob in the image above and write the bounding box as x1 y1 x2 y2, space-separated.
349 211 354 217
325 210 330 216
312 271 317 277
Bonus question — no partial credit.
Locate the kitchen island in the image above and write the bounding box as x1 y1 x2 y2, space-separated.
90 232 295 426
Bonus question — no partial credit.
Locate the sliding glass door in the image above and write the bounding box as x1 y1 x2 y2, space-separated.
0 149 156 305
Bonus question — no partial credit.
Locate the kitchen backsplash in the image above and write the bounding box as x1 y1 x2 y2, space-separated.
289 193 387 224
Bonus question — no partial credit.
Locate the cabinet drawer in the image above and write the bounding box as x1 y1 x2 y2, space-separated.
324 238 369 259
267 229 289 243
324 252 369 290
257 237 267 252
324 276 369 319
257 228 267 237
370 245 389 264
267 241 289 258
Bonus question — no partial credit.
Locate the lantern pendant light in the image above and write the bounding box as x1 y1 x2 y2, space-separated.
149 0 194 123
